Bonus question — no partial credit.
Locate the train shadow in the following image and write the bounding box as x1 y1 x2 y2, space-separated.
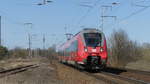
59 62 85 72
102 67 127 75
59 62 101 73
59 62 127 74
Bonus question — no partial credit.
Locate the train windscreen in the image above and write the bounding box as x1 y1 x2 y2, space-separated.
84 33 102 47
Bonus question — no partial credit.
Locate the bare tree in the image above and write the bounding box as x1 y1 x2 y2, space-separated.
108 29 142 68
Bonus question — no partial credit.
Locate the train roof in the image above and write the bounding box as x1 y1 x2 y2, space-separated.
74 28 103 36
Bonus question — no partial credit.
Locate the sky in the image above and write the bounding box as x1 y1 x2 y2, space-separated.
0 0 150 49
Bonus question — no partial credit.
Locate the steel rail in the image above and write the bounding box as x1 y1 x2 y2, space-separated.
101 71 150 84
84 72 120 84
126 69 150 76
60 62 150 84
0 64 39 78
105 67 150 76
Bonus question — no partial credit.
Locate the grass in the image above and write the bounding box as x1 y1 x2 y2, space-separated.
125 49 150 71
142 49 150 61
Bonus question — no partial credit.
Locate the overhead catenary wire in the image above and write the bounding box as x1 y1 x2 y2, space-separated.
76 0 103 26
68 0 103 35
0 9 24 26
72 0 120 31
104 5 150 30
99 0 150 30
120 5 150 22
70 0 150 29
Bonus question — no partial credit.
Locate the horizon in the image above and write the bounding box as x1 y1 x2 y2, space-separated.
0 0 150 49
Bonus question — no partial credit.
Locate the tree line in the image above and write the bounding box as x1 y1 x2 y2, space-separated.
0 29 150 68
0 45 58 60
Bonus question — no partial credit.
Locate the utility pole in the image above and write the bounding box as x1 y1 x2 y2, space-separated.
43 34 46 57
0 16 1 46
43 34 45 50
65 33 73 40
100 2 119 31
64 26 73 40
101 5 112 31
24 23 33 58
28 34 32 58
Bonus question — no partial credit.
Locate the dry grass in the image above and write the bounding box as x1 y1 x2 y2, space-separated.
142 49 150 61
125 49 150 71
0 58 106 84
0 58 61 84
0 58 43 70
55 62 106 84
125 60 150 71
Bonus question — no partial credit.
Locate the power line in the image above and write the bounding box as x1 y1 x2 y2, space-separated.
120 6 150 22
105 5 150 30
76 0 103 26
100 0 150 30
0 9 24 26
68 0 103 33
74 0 120 31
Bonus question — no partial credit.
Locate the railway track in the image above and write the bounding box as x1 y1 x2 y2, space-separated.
60 62 150 84
101 71 149 84
0 64 39 78
102 67 150 83
84 70 150 84
85 67 150 84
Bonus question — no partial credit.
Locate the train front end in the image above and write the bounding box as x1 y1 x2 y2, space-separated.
78 29 108 70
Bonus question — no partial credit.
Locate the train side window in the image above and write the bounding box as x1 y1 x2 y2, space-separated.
74 40 78 51
66 40 78 52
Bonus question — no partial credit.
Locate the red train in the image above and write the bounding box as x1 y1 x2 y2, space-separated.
58 28 108 70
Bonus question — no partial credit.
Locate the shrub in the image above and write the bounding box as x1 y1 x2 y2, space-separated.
9 47 28 58
0 46 8 59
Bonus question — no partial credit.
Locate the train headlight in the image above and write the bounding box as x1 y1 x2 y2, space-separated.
100 48 104 52
84 47 88 52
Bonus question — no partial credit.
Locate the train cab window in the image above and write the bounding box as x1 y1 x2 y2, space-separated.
84 33 102 47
